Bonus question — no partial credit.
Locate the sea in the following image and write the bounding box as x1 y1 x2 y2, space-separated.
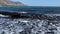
0 6 60 34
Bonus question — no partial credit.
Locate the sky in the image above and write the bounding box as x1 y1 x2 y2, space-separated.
11 0 60 6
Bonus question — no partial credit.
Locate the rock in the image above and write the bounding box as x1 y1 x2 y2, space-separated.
1 31 5 34
45 32 54 34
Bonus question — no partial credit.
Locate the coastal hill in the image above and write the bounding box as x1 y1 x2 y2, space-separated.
0 0 25 6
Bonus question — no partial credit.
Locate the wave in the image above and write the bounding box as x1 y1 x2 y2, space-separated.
0 11 60 20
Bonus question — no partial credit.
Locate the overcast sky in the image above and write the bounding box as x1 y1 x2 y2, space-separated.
11 0 60 6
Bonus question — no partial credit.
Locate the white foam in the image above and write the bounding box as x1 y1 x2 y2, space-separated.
46 14 60 16
0 14 9 17
19 12 27 13
20 20 30 23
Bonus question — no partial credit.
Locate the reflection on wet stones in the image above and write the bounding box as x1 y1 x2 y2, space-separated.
1 31 5 34
45 32 54 34
0 16 60 34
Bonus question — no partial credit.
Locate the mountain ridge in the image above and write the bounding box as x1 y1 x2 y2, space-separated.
0 0 25 6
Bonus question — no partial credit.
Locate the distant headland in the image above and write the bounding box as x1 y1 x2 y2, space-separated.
0 0 25 6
